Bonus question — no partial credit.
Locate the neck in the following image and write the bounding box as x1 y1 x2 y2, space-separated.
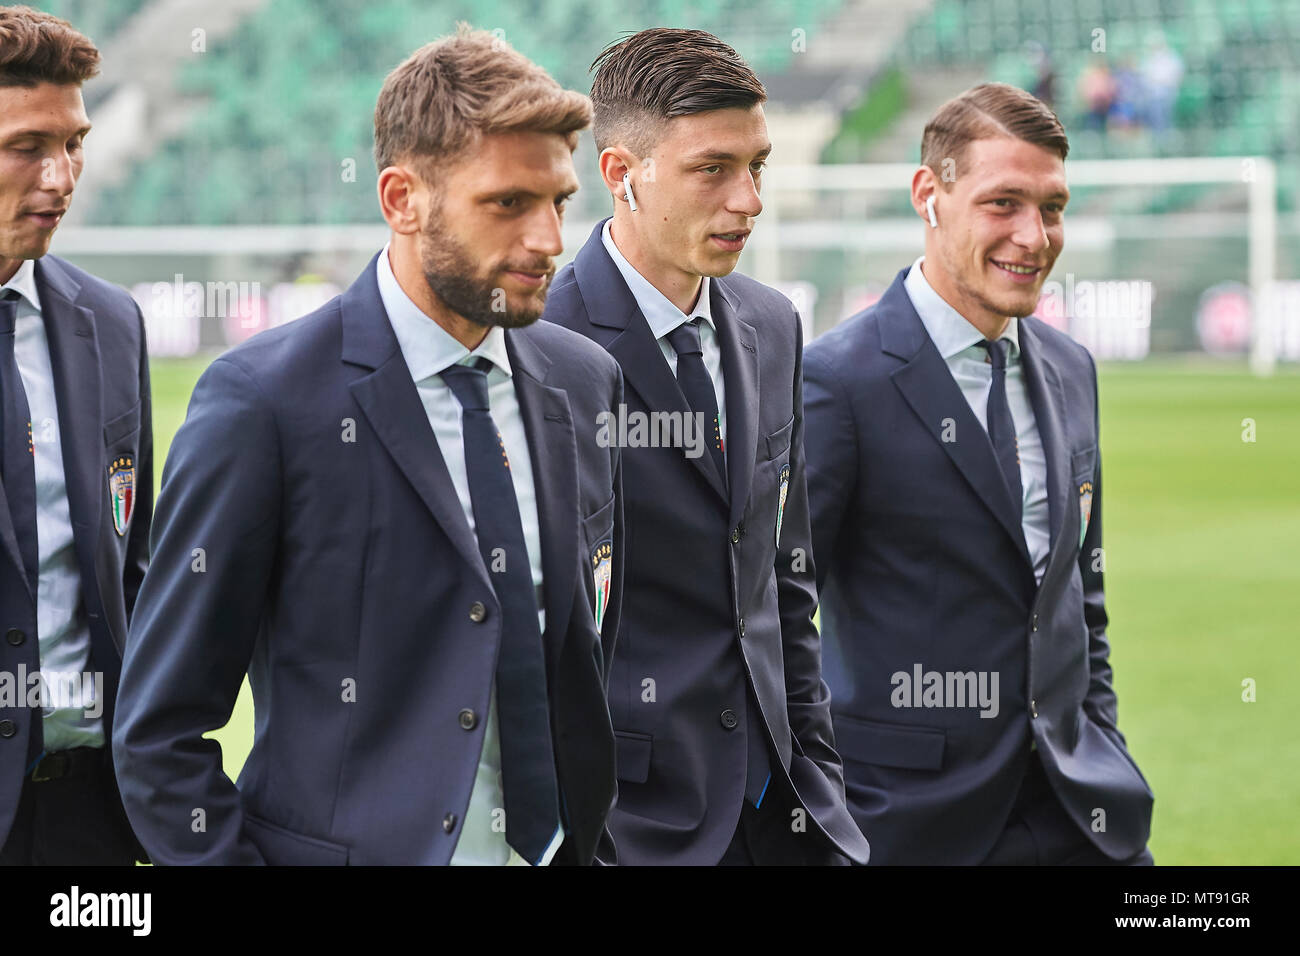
0 257 21 287
387 237 488 351
609 216 702 315
919 257 1009 340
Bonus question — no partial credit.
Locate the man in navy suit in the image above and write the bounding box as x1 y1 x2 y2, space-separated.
113 27 623 865
804 83 1154 865
543 28 869 865
0 6 150 865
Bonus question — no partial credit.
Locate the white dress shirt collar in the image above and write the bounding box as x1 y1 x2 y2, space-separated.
904 255 1020 361
376 243 512 383
601 218 714 337
1 258 41 314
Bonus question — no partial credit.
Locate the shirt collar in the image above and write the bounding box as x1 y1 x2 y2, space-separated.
903 255 1019 361
0 258 41 314
601 218 714 340
375 242 512 384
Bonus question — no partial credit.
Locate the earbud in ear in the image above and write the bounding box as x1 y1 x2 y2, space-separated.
926 194 938 229
623 172 638 212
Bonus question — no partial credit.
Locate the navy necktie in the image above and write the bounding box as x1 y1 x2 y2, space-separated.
979 338 1023 520
440 357 561 864
666 319 726 491
0 289 38 588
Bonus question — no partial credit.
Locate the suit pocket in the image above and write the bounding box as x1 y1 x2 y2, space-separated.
613 730 652 784
103 401 142 446
764 415 795 461
582 494 615 550
1070 445 1097 484
244 812 350 865
833 713 946 771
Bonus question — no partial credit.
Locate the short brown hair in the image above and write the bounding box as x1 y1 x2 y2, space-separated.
921 83 1068 186
589 28 767 156
373 23 592 181
0 4 99 88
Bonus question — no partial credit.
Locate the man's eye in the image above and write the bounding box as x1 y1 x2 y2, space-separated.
497 197 518 208
992 198 1013 207
751 161 766 173
702 165 722 175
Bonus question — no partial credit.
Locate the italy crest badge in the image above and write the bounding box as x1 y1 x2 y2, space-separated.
776 463 791 548
1078 480 1094 548
108 455 135 536
591 540 613 633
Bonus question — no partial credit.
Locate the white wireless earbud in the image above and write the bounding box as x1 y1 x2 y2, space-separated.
622 172 638 212
926 194 938 229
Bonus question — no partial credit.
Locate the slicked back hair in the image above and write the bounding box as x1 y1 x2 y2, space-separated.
921 82 1069 186
589 27 766 157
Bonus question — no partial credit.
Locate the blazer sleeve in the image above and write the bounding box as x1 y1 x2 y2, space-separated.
1078 353 1125 743
777 308 846 797
801 342 859 598
123 299 152 621
112 356 281 865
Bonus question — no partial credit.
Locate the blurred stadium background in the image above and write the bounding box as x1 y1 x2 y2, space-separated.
33 0 1300 863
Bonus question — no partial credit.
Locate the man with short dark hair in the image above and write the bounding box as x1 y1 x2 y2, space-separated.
114 25 624 866
0 4 151 865
543 27 869 866
804 83 1154 865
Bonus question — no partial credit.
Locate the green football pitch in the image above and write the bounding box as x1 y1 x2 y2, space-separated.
146 355 1300 865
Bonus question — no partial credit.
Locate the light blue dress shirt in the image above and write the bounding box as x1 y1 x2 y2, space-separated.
2 259 104 752
903 257 1051 584
601 219 727 450
376 245 559 866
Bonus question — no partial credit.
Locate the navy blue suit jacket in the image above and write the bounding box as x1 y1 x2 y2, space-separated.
543 221 870 865
804 269 1154 864
0 255 151 854
113 255 624 865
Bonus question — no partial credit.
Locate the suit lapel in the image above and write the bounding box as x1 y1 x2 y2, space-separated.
33 259 103 605
506 330 577 673
712 281 759 528
879 271 1032 568
576 222 728 504
342 256 493 594
1018 317 1073 585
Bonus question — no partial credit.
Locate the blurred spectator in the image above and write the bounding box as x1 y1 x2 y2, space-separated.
1028 42 1056 108
1108 58 1144 131
1078 61 1116 130
1143 33 1184 135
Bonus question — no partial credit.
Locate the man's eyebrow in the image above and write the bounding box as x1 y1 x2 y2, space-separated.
680 144 773 164
979 184 1070 201
478 185 579 200
1 125 92 140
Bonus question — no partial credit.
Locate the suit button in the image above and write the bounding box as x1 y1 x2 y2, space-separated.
720 709 739 730
4 628 23 646
1031 613 1039 632
443 813 457 833
469 602 487 623
0 720 15 738
458 708 477 731
738 617 746 638
731 528 740 544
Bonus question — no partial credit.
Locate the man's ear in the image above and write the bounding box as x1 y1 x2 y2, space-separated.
599 147 639 202
378 164 425 235
911 165 941 229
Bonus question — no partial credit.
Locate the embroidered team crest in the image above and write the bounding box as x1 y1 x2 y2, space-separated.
108 455 135 537
1078 480 1094 547
775 463 791 548
591 540 613 633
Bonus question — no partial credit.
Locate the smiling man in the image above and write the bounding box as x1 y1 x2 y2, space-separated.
0 5 152 866
114 26 624 865
543 28 869 865
803 83 1155 865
